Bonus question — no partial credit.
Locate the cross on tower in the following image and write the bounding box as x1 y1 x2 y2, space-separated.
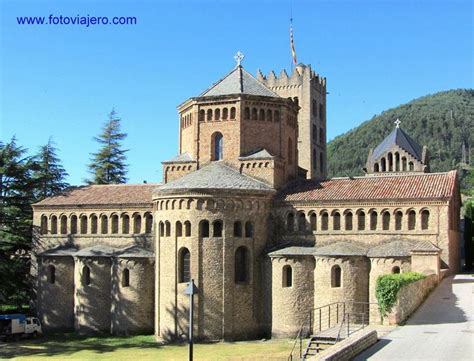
234 51 244 67
394 118 401 128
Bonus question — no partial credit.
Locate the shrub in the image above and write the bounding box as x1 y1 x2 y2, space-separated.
375 272 426 318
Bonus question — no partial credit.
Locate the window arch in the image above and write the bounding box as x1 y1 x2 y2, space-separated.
199 220 210 238
214 108 221 120
357 211 365 230
345 211 353 231
421 210 430 230
388 152 393 172
287 213 295 232
392 266 401 274
40 215 48 235
179 248 191 283
402 157 407 171
176 221 183 237
333 211 341 230
134 214 142 234
382 211 390 230
408 210 416 230
331 265 341 288
395 211 403 230
234 221 242 237
70 215 78 234
321 211 329 231
122 214 130 234
251 108 258 120
207 109 213 121
235 246 249 283
297 212 306 232
198 109 205 122
82 266 91 285
282 265 292 288
100 215 108 234
395 152 400 171
381 157 386 172
184 221 191 237
111 214 119 234
320 152 324 173
259 109 265 121
145 213 153 234
288 138 293 165
212 132 224 161
48 265 55 284
165 221 171 237
244 107 250 120
374 163 379 173
213 220 223 237
369 211 377 230
310 212 317 231
245 221 253 237
230 107 236 119
159 222 164 237
122 268 130 287
409 161 414 171
60 215 68 234
90 215 98 234
319 104 324 120
80 215 88 234
222 108 228 120
274 110 280 122
51 215 58 234
266 109 273 121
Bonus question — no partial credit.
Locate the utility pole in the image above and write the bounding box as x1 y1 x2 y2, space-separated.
184 279 198 361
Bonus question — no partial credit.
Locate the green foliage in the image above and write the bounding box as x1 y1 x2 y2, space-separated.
88 109 129 184
375 272 426 317
464 200 474 270
460 168 474 196
327 89 474 184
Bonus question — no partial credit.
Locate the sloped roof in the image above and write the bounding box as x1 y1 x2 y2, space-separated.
268 246 315 257
33 184 157 207
200 66 279 97
371 127 423 161
38 245 79 257
156 162 274 193
115 245 154 258
162 152 194 164
366 240 439 257
239 148 274 160
39 245 154 258
314 242 368 257
75 245 118 257
277 171 457 202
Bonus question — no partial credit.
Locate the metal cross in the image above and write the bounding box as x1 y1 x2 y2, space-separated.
234 51 244 67
394 118 401 128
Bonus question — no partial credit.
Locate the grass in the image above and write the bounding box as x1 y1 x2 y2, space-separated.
0 333 295 360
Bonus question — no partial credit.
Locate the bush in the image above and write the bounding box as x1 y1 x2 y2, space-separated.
375 272 426 318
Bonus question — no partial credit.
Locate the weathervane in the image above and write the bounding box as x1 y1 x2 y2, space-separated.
394 118 401 128
234 51 244 67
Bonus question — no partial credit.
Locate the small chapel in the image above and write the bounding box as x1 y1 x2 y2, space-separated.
32 54 461 340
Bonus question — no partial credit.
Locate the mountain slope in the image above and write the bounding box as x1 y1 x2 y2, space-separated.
327 89 474 178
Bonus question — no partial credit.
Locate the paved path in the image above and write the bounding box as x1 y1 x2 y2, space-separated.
355 274 474 361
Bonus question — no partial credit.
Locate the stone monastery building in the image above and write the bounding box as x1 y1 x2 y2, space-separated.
32 56 461 340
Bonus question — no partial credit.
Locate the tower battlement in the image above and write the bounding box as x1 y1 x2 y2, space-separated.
257 64 326 91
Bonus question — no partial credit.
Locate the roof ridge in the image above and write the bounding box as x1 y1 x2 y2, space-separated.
329 171 454 181
219 162 274 188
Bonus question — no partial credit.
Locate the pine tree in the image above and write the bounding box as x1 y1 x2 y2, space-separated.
88 109 129 184
32 138 69 200
0 137 35 306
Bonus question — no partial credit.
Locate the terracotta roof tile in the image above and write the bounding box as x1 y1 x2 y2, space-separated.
33 184 158 207
277 171 457 203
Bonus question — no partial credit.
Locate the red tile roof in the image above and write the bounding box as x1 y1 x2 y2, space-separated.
277 171 457 203
33 184 158 207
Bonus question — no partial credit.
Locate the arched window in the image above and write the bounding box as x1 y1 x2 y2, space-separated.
235 246 249 283
234 221 242 237
266 109 273 121
82 266 91 286
345 212 353 231
184 221 191 237
288 138 293 165
370 211 378 230
251 108 258 120
165 221 171 237
122 269 130 287
244 107 250 120
207 109 213 121
213 220 223 237
214 108 221 120
321 212 329 231
381 157 386 172
145 213 153 234
395 211 403 230
287 213 294 232
51 215 58 234
60 215 67 234
395 152 400 171
134 214 142 234
374 163 379 173
331 265 341 288
111 215 119 234
175 221 182 237
40 215 48 235
333 212 341 231
310 213 317 231
421 210 430 230
402 157 407 171
48 265 55 284
408 210 416 230
259 109 265 121
298 212 306 232
122 214 130 234
245 221 253 237
80 215 88 234
179 248 191 283
101 215 108 234
392 266 400 274
199 109 205 122
91 215 98 234
222 108 228 120
159 222 164 237
388 152 393 172
199 220 210 238
230 107 236 119
70 215 78 234
274 110 280 122
357 211 365 230
382 211 390 230
282 265 292 288
409 162 414 171
212 132 223 161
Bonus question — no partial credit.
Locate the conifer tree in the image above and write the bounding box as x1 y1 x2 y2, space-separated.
88 109 129 184
32 138 69 200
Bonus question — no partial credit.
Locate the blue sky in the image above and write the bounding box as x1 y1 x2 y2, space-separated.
1 0 472 185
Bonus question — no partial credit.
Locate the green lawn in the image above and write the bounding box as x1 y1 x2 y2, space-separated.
0 333 295 360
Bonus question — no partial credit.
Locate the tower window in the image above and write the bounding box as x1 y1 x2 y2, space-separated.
71 215 78 234
199 220 210 238
282 265 292 288
145 213 153 234
176 221 183 237
111 214 118 234
245 221 253 237
331 265 341 288
382 211 390 230
235 246 249 283
230 107 236 119
101 215 108 234
251 108 258 120
319 128 324 143
244 107 250 120
395 211 403 230
184 221 191 237
134 214 142 234
212 132 224 160
215 108 221 120
82 266 91 286
312 100 317 117
60 215 67 234
321 211 329 230
408 210 416 230
345 212 353 231
122 269 130 287
313 125 317 141
234 221 242 237
51 215 58 234
48 265 55 284
80 215 88 234
207 109 213 121
288 138 293 165
358 211 365 230
370 211 378 230
313 149 317 170
320 152 324 173
266 109 272 121
298 212 306 232
319 104 324 121
199 110 205 122
310 212 317 231
91 215 98 234
122 214 130 234
259 109 265 121
421 210 430 230
274 110 280 122
40 215 47 235
287 213 294 232
179 248 191 283
213 220 223 237
333 212 341 230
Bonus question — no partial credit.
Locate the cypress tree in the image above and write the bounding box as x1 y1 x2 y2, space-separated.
88 109 129 184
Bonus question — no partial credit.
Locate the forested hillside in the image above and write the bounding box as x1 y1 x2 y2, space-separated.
327 89 474 180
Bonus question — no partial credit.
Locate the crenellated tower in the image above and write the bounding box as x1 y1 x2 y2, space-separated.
257 64 327 180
